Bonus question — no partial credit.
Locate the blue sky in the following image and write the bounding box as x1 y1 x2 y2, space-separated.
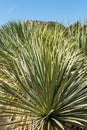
0 0 87 26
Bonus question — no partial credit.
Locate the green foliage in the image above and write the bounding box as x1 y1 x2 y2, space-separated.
0 21 87 130
67 21 87 55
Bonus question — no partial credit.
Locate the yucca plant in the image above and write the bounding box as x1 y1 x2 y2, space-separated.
0 21 87 130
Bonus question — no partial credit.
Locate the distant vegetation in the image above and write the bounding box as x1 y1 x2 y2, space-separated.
0 21 87 130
